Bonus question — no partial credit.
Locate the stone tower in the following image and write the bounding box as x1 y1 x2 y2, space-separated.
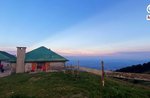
16 47 26 73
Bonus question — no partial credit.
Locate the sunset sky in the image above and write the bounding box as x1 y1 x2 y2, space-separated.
0 0 150 57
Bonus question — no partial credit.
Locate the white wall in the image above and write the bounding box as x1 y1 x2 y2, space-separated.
24 62 65 72
25 63 32 72
1 61 11 70
11 63 16 73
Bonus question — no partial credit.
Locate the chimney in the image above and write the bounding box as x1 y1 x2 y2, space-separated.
16 47 26 73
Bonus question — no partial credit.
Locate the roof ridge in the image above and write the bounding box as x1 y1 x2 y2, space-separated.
25 46 68 62
0 51 16 62
26 46 48 54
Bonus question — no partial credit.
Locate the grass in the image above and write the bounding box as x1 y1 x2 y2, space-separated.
0 72 149 98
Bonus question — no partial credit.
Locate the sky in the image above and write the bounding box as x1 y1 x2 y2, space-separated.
0 0 150 58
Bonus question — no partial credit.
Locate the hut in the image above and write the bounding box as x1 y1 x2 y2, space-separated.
24 46 68 72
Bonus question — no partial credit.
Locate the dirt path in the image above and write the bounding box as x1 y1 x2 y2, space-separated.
79 67 150 81
0 70 11 77
79 67 102 75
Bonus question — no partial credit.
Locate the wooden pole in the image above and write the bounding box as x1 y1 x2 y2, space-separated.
77 60 80 76
78 60 79 70
101 60 105 86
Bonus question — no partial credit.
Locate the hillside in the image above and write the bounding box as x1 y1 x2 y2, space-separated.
116 62 150 74
0 72 149 98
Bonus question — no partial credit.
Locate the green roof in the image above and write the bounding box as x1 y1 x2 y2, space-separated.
0 53 9 60
25 46 68 62
0 51 16 62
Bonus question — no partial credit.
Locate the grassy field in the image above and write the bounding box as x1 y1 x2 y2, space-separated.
0 72 149 98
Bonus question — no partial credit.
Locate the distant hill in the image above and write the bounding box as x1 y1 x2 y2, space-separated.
116 62 150 74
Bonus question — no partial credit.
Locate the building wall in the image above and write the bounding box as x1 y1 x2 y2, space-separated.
10 63 17 73
25 63 32 72
24 62 65 72
1 61 11 70
0 61 17 73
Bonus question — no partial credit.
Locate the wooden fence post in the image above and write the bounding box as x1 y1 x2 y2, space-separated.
101 60 105 86
77 60 80 75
